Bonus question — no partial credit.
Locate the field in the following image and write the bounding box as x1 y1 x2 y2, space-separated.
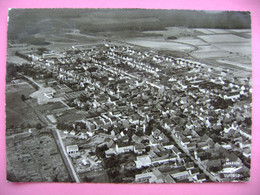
56 109 89 124
125 27 251 76
6 55 29 65
214 42 251 56
198 34 248 43
127 39 195 52
143 27 201 38
174 37 207 46
6 129 72 182
5 80 41 129
192 51 230 59
34 102 65 115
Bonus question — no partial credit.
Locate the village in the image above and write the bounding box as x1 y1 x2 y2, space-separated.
6 40 252 183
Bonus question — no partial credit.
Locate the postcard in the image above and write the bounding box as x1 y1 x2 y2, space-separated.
6 9 252 183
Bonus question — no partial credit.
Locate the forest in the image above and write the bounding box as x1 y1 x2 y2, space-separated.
8 9 251 42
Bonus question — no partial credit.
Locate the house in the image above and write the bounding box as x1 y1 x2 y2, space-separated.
134 143 146 154
115 143 134 154
243 148 251 158
220 142 232 150
135 155 152 168
135 172 157 183
186 143 196 151
132 134 143 144
105 148 117 158
151 154 177 165
66 145 79 156
81 159 90 166
163 142 174 150
106 140 115 148
121 135 130 143
181 138 190 146
172 147 181 155
148 135 160 146
186 162 195 170
196 173 206 183
189 168 200 177
171 170 189 181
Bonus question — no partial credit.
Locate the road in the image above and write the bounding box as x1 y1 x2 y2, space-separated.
59 99 71 108
22 74 43 89
53 127 81 183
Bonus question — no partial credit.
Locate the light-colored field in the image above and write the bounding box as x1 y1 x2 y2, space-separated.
230 29 251 33
127 39 195 52
225 56 252 66
214 42 251 56
206 29 231 34
30 87 56 105
217 59 252 71
198 34 248 43
174 37 208 46
127 28 252 73
193 28 215 35
194 45 221 52
192 51 230 59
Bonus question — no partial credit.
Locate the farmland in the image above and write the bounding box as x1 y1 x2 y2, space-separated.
125 27 251 77
127 39 195 52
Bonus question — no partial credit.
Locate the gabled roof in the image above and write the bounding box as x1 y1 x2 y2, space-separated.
197 173 206 180
191 168 200 174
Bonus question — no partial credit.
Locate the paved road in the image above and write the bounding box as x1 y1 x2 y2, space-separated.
22 75 43 89
59 99 70 108
54 128 81 183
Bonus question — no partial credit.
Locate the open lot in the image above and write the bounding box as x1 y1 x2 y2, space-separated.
34 101 65 115
56 109 89 124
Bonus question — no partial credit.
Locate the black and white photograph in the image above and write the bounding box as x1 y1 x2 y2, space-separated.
5 9 252 183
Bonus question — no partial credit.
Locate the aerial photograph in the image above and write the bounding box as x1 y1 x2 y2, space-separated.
5 9 252 183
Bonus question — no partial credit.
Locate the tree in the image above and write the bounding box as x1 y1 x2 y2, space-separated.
36 123 42 130
96 145 108 158
20 123 25 129
21 94 26 101
83 176 94 182
27 123 31 128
